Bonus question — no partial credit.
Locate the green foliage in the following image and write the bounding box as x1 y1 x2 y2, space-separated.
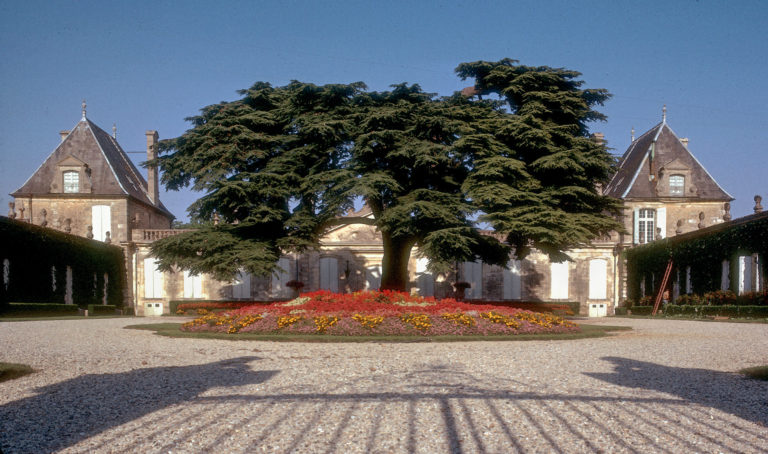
0 218 126 307
153 59 621 290
625 215 768 299
87 304 118 315
3 303 79 316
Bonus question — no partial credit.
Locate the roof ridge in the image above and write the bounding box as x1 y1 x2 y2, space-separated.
85 119 130 196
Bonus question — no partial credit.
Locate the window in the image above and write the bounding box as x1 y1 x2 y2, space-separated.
669 175 685 196
416 258 434 297
502 259 522 300
463 260 483 299
637 209 655 244
232 270 251 299
63 171 79 193
550 261 569 299
270 257 291 298
589 259 608 300
143 258 164 298
91 205 111 241
319 257 339 292
183 270 203 299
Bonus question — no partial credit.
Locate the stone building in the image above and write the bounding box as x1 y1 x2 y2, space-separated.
8 107 734 316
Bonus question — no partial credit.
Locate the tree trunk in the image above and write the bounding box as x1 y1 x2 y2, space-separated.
380 234 415 291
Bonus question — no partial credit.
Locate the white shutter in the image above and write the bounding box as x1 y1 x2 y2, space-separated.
366 265 382 290
91 205 111 241
589 259 608 300
656 207 666 239
739 256 752 294
271 257 291 298
184 271 202 298
319 257 338 292
416 258 434 296
233 270 251 299
463 261 483 299
633 207 640 244
721 260 730 291
144 258 163 298
503 259 522 300
550 261 569 299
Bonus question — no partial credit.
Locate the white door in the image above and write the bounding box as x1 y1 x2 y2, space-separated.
319 257 338 292
739 255 753 294
91 205 111 241
589 303 607 317
145 302 163 316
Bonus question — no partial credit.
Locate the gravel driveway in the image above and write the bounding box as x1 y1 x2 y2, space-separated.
1 317 766 453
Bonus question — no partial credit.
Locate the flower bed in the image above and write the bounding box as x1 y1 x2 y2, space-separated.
180 290 578 336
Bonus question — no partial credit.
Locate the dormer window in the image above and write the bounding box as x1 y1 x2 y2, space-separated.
669 175 685 196
63 171 79 193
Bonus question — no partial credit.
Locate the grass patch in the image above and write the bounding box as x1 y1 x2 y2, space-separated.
126 322 630 342
739 366 768 381
0 362 35 383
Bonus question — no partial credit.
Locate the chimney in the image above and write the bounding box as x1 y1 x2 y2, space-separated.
592 132 605 146
59 130 69 142
146 130 159 206
680 138 689 148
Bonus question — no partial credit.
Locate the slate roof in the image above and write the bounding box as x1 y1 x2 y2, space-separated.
12 117 174 219
603 121 732 201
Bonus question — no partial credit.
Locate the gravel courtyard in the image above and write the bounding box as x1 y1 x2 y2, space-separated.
1 317 766 453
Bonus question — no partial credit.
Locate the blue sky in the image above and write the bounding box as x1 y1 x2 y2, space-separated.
1 0 766 220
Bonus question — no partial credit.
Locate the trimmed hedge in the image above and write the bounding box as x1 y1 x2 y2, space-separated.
625 304 768 318
664 305 768 318
0 217 126 309
87 304 118 315
170 300 274 314
629 306 653 315
614 307 628 315
2 302 79 317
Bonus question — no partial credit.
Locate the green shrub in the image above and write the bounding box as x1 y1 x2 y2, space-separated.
614 307 628 315
87 304 118 315
630 306 653 315
2 303 79 317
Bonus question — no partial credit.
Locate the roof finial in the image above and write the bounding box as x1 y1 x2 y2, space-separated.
81 99 87 120
662 104 667 123
112 123 117 139
631 127 635 142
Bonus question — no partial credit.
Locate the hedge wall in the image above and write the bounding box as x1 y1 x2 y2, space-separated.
625 213 768 301
0 217 126 309
627 304 768 318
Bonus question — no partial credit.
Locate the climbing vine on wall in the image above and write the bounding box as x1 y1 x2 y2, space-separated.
0 217 126 307
625 214 768 301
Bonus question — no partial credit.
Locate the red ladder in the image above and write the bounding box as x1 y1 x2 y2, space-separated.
652 259 674 315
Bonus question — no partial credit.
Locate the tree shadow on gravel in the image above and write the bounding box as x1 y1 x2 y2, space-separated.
0 356 277 454
585 356 768 426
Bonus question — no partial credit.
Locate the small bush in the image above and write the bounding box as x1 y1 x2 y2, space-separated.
614 307 628 315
